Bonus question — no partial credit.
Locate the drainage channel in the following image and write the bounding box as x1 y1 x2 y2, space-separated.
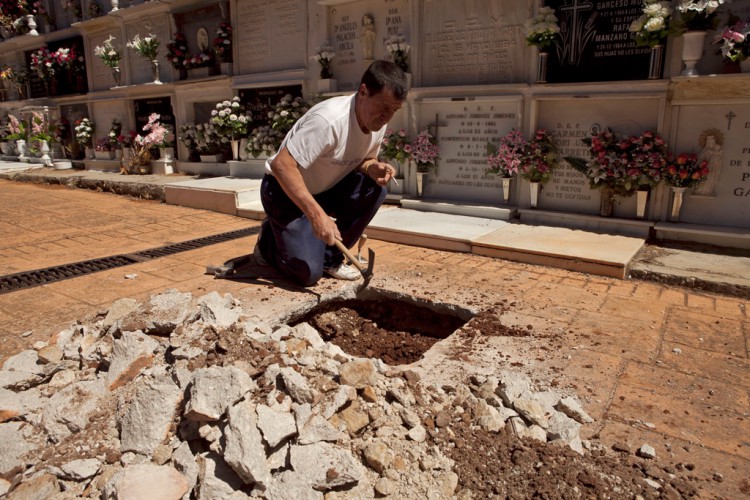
0 227 257 295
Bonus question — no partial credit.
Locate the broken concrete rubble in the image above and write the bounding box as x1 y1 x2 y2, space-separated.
0 288 599 499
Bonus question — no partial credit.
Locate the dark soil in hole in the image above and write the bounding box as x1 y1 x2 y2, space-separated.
292 298 468 365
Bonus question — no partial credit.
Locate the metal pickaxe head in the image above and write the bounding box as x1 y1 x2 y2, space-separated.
334 239 375 286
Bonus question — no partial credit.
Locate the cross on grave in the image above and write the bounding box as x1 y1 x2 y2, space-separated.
426 113 447 168
725 111 736 131
560 0 594 65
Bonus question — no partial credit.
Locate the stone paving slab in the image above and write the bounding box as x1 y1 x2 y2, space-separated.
367 208 509 253
472 224 644 279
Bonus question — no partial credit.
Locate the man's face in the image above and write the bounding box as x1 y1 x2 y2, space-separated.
357 84 403 134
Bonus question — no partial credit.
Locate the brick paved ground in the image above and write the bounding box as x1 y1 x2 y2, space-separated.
1 179 748 497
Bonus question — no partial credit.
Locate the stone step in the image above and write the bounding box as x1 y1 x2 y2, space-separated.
164 177 261 216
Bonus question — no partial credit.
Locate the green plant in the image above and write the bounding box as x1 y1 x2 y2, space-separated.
630 0 672 47
94 35 121 68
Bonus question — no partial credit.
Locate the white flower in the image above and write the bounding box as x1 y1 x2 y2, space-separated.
644 17 666 31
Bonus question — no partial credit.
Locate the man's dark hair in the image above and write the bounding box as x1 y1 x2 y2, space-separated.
361 60 408 101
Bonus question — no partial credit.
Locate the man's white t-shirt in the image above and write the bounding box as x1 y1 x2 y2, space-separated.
265 94 384 195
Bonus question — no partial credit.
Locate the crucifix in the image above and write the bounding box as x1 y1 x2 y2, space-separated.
427 113 447 167
725 111 736 131
561 0 594 65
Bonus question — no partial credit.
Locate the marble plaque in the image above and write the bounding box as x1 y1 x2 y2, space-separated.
239 85 303 128
175 5 223 62
418 98 522 203
545 0 649 82
536 97 662 214
93 101 128 143
125 18 172 85
669 103 750 228
236 0 305 74
324 0 412 92
420 0 526 86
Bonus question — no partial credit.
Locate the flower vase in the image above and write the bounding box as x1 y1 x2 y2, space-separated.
112 67 121 87
114 148 123 160
681 31 706 77
151 59 162 85
636 188 649 219
239 138 249 160
220 62 233 75
40 140 52 166
0 142 8 155
501 177 512 204
740 59 750 73
599 185 616 217
85 147 95 159
317 79 337 93
27 15 38 36
670 186 688 221
648 44 664 80
416 171 428 198
16 140 26 160
160 147 174 161
230 140 240 160
529 181 540 208
111 0 119 11
536 51 548 83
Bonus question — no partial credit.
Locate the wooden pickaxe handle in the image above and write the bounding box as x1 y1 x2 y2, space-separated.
333 239 367 272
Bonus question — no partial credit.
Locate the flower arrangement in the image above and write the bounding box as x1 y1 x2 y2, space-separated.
384 33 410 73
30 47 56 80
4 114 28 142
716 18 750 62
211 97 249 139
124 113 168 172
412 129 440 173
380 129 412 166
630 0 672 47
178 123 198 151
94 35 121 68
311 42 335 79
628 130 668 187
214 21 232 62
127 33 160 61
670 0 727 34
30 110 54 144
95 137 112 151
247 94 312 157
520 129 558 184
486 129 527 178
184 52 214 69
661 152 709 188
524 6 561 50
63 0 82 19
88 0 102 19
194 123 226 155
166 32 188 69
566 128 668 195
109 118 122 148
74 118 94 147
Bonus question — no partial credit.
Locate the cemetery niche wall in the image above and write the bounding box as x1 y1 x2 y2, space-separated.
668 102 750 229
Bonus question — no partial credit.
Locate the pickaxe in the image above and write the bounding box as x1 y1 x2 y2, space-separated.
334 239 374 287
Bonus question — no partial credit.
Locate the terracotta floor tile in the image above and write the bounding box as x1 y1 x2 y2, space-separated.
663 307 746 357
607 281 637 297
687 293 716 310
631 282 664 301
657 341 750 387
596 421 750 499
599 295 666 321
569 310 661 362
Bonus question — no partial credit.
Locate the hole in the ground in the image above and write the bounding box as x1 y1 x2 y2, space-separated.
290 289 474 365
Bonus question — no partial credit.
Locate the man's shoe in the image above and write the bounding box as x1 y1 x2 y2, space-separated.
324 262 360 281
253 238 268 266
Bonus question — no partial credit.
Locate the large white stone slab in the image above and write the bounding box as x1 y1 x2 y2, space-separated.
368 208 509 252
472 224 644 278
164 177 261 215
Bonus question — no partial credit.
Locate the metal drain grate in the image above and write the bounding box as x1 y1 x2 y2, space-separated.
132 227 256 259
0 227 258 295
0 256 139 294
